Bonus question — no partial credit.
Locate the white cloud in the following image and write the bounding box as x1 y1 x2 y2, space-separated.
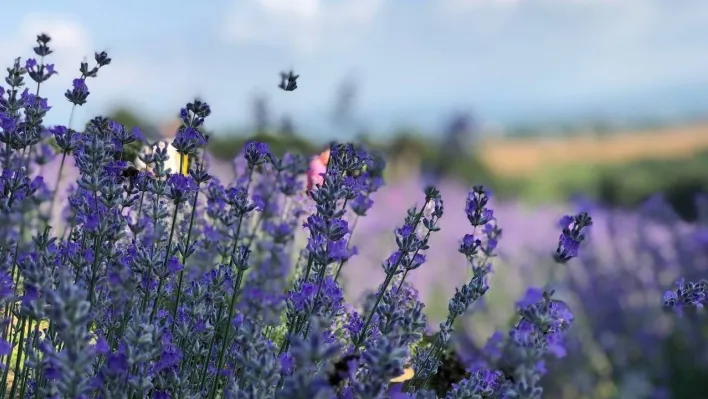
220 0 383 53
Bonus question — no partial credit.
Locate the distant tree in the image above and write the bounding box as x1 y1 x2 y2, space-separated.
590 121 614 137
387 128 429 159
506 125 539 139
279 115 296 137
634 118 664 132
331 77 357 129
252 95 270 135
426 112 476 182
108 107 159 137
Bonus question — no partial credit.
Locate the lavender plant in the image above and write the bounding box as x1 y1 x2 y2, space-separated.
0 34 596 399
470 194 708 399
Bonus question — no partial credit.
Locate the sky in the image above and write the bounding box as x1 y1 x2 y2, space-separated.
1 0 708 139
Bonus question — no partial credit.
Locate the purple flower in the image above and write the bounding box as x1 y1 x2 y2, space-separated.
351 193 374 216
166 256 183 273
663 278 707 311
516 287 544 308
0 339 11 356
166 173 197 203
244 141 270 167
94 336 110 355
553 212 592 263
65 78 89 105
465 186 493 226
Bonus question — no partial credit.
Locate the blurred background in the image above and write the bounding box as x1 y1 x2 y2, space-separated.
3 1 708 398
3 0 708 218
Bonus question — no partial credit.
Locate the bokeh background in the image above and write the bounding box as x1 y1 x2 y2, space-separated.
3 1 708 398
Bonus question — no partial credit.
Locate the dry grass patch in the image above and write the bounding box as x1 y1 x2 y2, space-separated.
478 123 708 178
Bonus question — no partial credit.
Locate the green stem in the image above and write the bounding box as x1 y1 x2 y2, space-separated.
197 303 224 388
409 324 447 390
354 272 393 348
207 167 255 398
395 270 410 294
208 268 245 399
18 321 39 399
333 216 359 282
141 191 162 313
87 233 102 306
171 188 201 333
8 315 27 399
3 142 10 171
3 243 21 337
0 313 20 398
150 201 181 323
353 200 430 349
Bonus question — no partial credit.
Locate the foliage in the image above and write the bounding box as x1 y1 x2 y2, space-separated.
593 153 708 221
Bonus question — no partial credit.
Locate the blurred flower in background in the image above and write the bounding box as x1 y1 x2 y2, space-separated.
307 148 330 191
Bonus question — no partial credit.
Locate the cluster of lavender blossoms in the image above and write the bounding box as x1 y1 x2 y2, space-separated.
663 278 707 313
0 33 632 399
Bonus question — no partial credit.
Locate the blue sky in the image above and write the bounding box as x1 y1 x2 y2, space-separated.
1 0 708 139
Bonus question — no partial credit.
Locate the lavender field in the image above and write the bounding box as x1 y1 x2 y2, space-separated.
0 24 706 399
344 175 708 398
27 146 708 398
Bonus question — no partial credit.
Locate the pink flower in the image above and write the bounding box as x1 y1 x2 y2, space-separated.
306 149 330 191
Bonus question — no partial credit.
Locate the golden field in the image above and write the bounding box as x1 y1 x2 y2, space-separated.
478 123 708 178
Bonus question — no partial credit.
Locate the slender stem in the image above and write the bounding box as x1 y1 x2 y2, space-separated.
208 268 245 399
0 313 19 398
87 233 102 305
197 303 224 388
67 105 76 131
141 190 162 313
395 270 410 294
334 216 359 281
409 323 448 389
413 255 491 391
208 167 255 398
129 189 146 242
47 102 76 221
22 78 47 173
171 188 200 332
354 272 393 348
353 200 430 349
3 243 20 336
7 315 27 399
150 201 181 323
18 321 39 399
300 265 329 340
302 254 314 281
244 169 282 249
3 142 10 171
